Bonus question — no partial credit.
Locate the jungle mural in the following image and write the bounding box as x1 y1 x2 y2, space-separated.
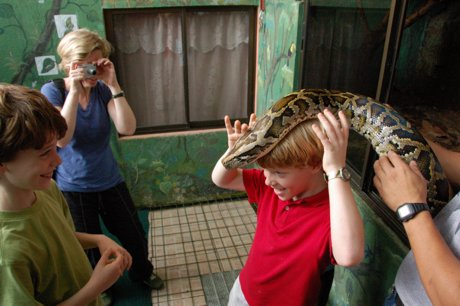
0 0 105 86
255 0 302 114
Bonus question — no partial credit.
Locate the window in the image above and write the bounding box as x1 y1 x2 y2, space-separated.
300 0 460 242
104 7 256 134
300 1 391 176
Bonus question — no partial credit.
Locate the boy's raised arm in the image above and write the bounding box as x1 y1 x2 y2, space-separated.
313 109 365 267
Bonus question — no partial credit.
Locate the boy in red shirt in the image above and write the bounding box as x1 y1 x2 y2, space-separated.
212 109 364 306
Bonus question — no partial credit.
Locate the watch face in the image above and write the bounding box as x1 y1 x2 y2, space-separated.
341 168 351 180
397 204 413 219
396 203 429 222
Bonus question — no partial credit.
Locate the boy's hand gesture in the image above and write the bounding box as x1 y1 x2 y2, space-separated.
88 248 127 294
224 113 256 149
97 235 132 271
312 109 349 174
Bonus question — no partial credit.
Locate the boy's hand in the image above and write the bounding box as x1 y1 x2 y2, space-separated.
312 109 349 174
97 235 132 271
89 248 126 293
373 150 428 211
224 113 256 149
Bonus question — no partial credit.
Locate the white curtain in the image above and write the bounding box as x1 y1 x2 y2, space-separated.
112 11 249 129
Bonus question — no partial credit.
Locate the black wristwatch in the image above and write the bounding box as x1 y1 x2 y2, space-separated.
325 167 351 182
396 203 430 222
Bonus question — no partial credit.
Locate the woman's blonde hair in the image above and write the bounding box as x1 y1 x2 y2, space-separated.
257 119 324 169
57 28 112 73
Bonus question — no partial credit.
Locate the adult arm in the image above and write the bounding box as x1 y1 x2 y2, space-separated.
373 150 460 305
44 65 82 147
98 57 136 135
211 114 256 191
313 110 364 266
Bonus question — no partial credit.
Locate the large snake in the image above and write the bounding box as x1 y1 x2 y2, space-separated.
222 89 451 211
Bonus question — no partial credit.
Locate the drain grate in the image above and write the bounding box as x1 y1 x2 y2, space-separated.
201 270 240 306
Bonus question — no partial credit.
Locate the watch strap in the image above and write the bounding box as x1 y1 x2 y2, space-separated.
325 167 350 182
396 202 429 222
112 91 125 99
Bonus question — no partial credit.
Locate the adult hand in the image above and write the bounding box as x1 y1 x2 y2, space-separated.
373 150 428 211
95 58 119 88
67 61 85 92
312 109 349 174
224 113 256 149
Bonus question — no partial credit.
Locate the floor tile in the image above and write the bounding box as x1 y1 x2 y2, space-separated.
148 199 256 305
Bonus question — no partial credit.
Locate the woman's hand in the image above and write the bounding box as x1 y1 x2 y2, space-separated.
67 62 86 93
95 58 119 89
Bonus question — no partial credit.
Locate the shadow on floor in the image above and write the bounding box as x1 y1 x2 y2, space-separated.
102 210 152 306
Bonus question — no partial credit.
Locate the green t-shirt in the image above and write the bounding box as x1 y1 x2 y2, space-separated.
0 181 101 306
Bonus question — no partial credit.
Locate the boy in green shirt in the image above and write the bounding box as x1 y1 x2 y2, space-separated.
0 83 132 305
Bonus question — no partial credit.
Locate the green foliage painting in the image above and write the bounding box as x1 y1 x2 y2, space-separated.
256 1 301 114
0 0 105 87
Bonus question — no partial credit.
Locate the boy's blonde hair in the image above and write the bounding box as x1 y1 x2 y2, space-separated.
0 83 67 163
57 28 112 73
257 119 324 169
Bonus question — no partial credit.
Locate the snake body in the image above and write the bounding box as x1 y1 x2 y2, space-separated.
222 89 451 210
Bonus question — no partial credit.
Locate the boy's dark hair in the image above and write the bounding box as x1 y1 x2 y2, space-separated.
0 83 67 163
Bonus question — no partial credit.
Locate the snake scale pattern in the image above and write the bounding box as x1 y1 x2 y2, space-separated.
222 89 451 211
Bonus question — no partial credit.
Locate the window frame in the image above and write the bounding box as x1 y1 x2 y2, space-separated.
103 6 257 135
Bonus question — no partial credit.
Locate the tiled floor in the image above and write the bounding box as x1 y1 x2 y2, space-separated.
148 199 256 306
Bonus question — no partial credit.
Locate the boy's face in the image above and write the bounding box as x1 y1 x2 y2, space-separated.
1 136 61 191
263 165 322 201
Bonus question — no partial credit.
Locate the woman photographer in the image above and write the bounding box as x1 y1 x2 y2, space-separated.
41 28 163 303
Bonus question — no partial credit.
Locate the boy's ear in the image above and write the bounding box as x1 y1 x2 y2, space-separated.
311 163 323 174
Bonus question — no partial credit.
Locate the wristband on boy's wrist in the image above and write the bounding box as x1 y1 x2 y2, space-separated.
112 91 125 99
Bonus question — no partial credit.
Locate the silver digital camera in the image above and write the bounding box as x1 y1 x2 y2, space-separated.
80 64 97 78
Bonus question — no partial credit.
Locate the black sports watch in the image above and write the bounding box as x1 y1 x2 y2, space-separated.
325 167 351 182
396 203 430 222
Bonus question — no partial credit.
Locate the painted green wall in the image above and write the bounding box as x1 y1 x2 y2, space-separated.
330 193 408 305
255 0 303 113
112 131 245 207
0 0 408 304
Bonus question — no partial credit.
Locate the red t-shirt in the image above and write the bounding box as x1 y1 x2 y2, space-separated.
240 169 334 306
